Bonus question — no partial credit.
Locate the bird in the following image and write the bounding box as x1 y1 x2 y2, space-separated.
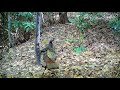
40 38 59 77
40 38 59 70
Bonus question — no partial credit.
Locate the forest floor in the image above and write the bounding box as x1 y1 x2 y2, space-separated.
0 12 120 78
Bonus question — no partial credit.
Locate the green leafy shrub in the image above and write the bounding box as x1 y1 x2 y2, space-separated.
68 12 97 31
69 12 97 53
108 17 120 31
108 17 120 37
11 12 35 32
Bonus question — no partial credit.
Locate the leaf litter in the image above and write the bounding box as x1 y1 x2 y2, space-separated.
0 12 120 78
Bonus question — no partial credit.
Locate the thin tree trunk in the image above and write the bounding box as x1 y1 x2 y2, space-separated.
35 12 41 65
8 12 12 48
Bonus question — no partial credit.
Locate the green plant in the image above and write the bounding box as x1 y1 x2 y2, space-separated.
69 13 91 53
73 44 86 53
108 17 120 36
108 17 120 31
11 12 35 32
69 12 98 53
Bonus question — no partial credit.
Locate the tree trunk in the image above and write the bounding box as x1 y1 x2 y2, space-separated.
8 13 13 48
35 12 41 65
59 12 69 24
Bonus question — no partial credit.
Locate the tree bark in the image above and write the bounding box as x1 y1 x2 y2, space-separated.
59 12 69 24
35 12 41 65
8 12 13 48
